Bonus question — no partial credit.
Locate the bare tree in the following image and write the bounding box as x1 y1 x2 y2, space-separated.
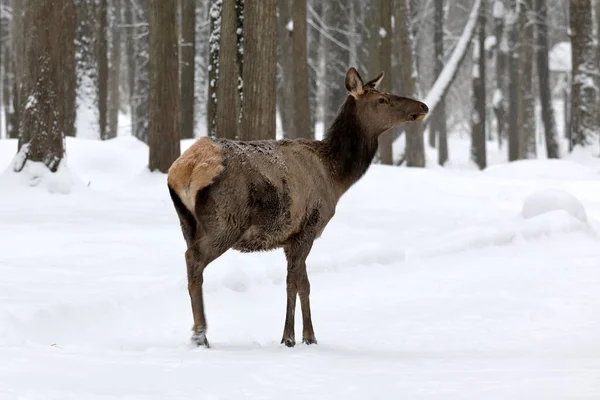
207 0 220 137
98 0 109 140
124 0 135 110
377 0 393 165
132 0 149 144
506 0 519 160
471 0 486 169
432 0 448 165
569 0 599 149
395 0 424 167
518 0 536 159
535 0 559 158
290 0 312 139
240 0 276 140
492 0 507 149
215 0 241 139
14 0 76 173
148 0 180 172
107 0 122 139
180 0 196 139
277 0 294 138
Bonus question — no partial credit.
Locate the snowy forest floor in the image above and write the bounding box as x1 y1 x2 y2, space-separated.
2 128 600 398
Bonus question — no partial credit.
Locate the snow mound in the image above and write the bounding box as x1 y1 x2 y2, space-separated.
484 159 599 180
0 158 85 194
522 188 588 223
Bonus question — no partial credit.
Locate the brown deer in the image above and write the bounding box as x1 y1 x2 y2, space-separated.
167 67 428 348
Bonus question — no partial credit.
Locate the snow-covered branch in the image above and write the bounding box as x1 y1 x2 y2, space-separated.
422 0 482 126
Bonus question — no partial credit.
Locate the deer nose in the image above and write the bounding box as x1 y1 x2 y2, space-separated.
420 103 429 113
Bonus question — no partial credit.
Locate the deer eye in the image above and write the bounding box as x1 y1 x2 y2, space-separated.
378 98 387 104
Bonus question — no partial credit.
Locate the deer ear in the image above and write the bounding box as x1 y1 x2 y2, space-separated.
364 71 384 89
345 67 364 98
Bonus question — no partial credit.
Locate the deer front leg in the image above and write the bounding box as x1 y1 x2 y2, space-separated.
298 267 317 345
281 265 298 347
282 238 316 347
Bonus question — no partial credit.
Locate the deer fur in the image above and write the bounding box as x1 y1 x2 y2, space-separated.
167 67 428 348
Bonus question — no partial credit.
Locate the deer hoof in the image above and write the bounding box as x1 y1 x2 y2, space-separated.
302 337 317 345
191 332 210 348
281 337 296 348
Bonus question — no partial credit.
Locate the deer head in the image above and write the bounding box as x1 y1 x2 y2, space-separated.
344 67 428 137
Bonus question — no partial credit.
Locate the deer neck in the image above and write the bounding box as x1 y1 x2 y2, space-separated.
322 97 379 189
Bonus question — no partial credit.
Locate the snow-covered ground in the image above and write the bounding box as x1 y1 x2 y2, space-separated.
1 133 600 399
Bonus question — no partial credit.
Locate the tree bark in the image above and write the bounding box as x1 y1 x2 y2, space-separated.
432 0 448 165
148 0 180 172
290 0 311 139
321 0 350 131
180 0 196 139
240 0 276 140
98 0 109 140
493 0 507 149
124 0 135 112
518 0 536 159
107 0 121 139
277 0 295 138
15 0 76 173
9 0 22 139
395 0 424 167
506 0 520 161
569 0 599 149
535 0 559 158
471 3 486 170
207 0 220 137
215 0 241 139
132 0 149 144
377 0 393 165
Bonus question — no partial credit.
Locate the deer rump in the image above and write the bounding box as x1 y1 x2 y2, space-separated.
168 136 337 254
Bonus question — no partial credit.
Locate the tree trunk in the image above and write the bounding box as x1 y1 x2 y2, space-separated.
180 0 196 139
240 0 276 140
124 0 135 113
506 0 520 161
63 6 77 139
15 0 76 173
432 0 448 165
215 0 241 139
132 0 149 144
395 0 424 167
492 0 507 149
518 0 536 159
277 0 295 138
9 0 22 139
148 0 180 172
535 0 559 158
290 0 311 139
107 0 121 139
471 3 486 170
321 1 350 131
207 0 220 137
377 0 393 165
98 0 109 140
569 0 599 149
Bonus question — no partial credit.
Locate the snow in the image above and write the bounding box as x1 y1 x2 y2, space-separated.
493 0 504 18
2 133 600 398
285 19 293 32
522 188 588 223
549 41 571 72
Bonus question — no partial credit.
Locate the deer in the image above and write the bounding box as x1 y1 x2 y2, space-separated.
167 67 428 348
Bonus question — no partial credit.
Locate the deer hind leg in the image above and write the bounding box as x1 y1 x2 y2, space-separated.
185 227 242 348
282 237 316 347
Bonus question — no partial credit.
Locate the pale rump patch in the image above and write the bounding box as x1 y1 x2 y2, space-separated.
167 137 224 212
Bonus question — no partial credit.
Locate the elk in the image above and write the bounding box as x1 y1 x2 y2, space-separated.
167 67 428 348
